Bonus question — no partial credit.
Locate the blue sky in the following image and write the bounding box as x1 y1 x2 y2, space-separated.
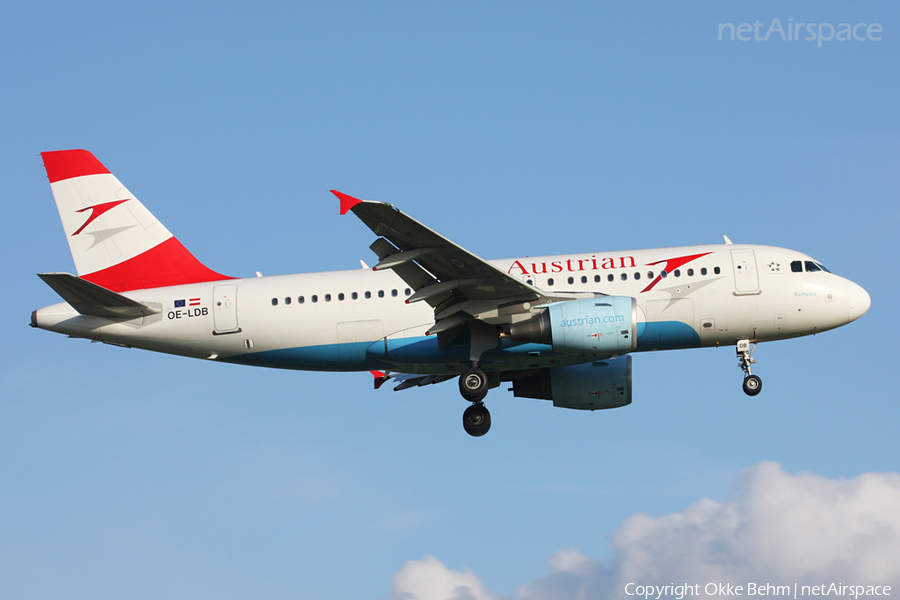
2 2 898 599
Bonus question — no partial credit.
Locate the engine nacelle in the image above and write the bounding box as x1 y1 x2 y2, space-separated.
509 296 637 356
511 356 632 410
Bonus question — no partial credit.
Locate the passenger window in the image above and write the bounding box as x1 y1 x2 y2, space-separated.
581 276 587 284
526 279 533 286
325 294 332 302
634 272 641 280
312 295 318 303
365 291 371 299
647 272 654 279
548 278 554 286
567 277 574 285
661 270 668 278
791 261 803 273
674 270 681 277
351 292 358 300
687 269 694 276
714 267 721 275
405 288 411 296
594 275 601 283
271 298 278 306
701 268 707 276
338 293 345 301
378 290 385 298
607 274 614 282
805 261 821 273
620 273 627 281
299 296 305 304
285 297 291 305
391 289 398 297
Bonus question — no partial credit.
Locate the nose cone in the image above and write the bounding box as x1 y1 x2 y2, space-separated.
848 281 871 323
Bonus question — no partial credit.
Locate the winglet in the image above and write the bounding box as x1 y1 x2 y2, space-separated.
332 190 363 215
370 370 390 390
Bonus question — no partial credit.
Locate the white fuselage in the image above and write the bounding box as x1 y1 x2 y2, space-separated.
33 243 870 375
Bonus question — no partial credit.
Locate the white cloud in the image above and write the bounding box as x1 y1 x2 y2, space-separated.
611 461 900 589
385 462 900 600
547 549 594 576
387 555 500 600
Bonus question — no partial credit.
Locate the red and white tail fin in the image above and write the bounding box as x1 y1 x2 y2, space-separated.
41 150 233 292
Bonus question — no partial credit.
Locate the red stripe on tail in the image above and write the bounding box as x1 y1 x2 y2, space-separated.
81 237 234 292
42 149 111 183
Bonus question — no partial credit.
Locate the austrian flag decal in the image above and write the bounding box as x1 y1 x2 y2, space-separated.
174 298 201 307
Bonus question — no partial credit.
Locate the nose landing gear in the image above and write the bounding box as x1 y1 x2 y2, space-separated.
737 339 762 396
743 374 762 395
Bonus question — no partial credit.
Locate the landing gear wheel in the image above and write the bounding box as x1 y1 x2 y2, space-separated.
463 403 491 437
743 374 762 396
459 367 489 402
736 340 762 397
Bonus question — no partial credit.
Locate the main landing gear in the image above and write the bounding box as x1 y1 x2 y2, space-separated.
463 402 491 437
737 339 762 396
459 367 489 402
459 366 491 436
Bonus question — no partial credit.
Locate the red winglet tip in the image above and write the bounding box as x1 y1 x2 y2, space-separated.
370 370 388 390
332 190 363 215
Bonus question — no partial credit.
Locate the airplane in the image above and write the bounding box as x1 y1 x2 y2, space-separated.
31 150 871 436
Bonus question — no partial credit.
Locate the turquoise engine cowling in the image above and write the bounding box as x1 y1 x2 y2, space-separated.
510 296 637 357
511 355 632 410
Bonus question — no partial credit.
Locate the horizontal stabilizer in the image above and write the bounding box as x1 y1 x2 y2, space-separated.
38 272 161 319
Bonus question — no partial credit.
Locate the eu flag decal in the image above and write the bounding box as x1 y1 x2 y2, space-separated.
174 299 186 308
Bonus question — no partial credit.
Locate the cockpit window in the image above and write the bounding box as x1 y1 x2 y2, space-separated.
793 260 832 273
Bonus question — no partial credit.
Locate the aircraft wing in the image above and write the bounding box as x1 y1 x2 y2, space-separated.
370 370 456 391
334 191 548 333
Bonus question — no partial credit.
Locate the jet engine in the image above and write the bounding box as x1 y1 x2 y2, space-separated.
511 356 632 410
509 296 637 356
